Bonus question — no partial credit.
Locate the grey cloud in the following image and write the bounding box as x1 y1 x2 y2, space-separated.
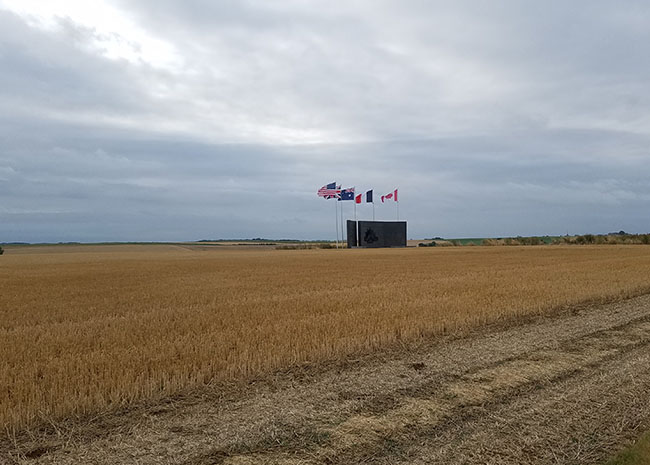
0 12 148 117
1 2 649 242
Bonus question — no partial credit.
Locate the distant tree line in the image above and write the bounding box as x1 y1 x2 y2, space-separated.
419 233 650 247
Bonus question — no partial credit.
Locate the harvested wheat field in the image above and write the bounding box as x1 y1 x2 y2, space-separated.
3 244 650 464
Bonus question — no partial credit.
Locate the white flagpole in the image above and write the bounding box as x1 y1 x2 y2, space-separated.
396 189 399 220
372 201 375 221
354 198 358 247
340 199 345 247
335 198 339 248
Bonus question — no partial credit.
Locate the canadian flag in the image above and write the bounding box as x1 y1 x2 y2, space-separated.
381 189 398 203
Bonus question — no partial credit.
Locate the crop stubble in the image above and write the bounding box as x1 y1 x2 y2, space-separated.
2 244 650 432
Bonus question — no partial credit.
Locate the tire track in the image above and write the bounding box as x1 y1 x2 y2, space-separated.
7 294 650 465
211 318 650 464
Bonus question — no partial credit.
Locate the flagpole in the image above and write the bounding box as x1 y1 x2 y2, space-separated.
340 200 345 247
373 201 375 221
335 198 339 248
353 199 356 246
396 188 399 221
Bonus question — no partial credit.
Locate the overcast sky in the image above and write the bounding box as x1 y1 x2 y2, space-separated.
1 1 649 242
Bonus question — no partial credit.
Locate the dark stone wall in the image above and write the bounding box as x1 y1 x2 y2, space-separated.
347 221 407 248
346 220 358 247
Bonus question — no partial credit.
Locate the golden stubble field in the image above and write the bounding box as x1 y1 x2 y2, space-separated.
3 244 650 433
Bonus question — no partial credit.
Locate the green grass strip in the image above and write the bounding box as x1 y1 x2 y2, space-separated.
605 432 650 465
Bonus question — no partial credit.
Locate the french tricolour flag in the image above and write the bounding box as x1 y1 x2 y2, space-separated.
355 189 373 203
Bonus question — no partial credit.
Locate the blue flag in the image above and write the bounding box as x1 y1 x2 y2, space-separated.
366 190 373 203
338 188 355 201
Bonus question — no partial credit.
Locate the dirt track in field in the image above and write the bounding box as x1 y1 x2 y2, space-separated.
5 294 650 465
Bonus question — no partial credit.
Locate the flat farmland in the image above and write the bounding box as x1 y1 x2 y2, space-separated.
3 244 650 437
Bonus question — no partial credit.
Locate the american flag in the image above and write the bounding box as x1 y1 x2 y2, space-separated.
317 182 341 199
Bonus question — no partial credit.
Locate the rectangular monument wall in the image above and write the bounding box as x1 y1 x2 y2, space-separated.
347 220 407 248
346 220 358 247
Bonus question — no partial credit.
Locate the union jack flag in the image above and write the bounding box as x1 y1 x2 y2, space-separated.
317 182 341 199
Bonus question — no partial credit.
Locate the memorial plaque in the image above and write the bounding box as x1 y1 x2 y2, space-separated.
347 221 407 248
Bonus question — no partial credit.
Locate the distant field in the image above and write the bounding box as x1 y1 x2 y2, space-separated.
443 236 557 245
3 244 650 432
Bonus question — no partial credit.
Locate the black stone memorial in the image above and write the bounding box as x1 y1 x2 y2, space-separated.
346 220 407 248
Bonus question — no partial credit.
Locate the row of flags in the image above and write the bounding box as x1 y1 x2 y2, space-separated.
317 183 399 203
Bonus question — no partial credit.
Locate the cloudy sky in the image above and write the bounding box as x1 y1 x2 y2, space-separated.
1 1 649 242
